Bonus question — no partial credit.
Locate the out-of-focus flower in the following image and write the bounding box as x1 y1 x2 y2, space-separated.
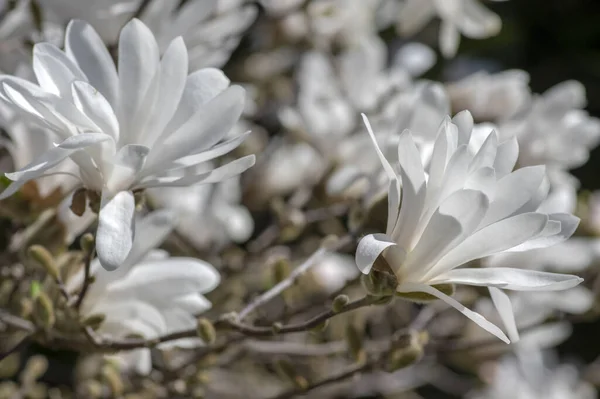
468 350 597 399
311 253 360 294
0 19 254 270
501 80 600 170
148 174 253 249
396 0 503 58
356 112 582 343
66 210 220 375
447 70 532 121
39 0 257 69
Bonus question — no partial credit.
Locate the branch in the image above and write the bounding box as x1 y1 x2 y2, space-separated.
0 309 35 332
0 335 31 361
74 243 95 310
268 360 378 399
238 234 354 320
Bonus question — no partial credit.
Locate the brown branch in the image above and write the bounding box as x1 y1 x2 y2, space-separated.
74 245 95 310
0 334 31 361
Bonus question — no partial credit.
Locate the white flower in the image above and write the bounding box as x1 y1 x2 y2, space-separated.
148 173 254 249
397 0 503 58
66 210 220 375
0 19 255 270
501 80 600 170
447 69 532 121
311 253 360 294
40 0 257 70
468 350 596 399
355 112 583 343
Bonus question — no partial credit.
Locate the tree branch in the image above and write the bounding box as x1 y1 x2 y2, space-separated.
238 234 354 321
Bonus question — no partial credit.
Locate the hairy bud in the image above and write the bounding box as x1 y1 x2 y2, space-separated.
33 292 55 329
332 294 350 313
196 318 216 344
28 245 59 282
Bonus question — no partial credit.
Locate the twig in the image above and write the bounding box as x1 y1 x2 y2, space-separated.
268 360 378 399
244 340 346 356
0 334 31 361
0 309 35 332
238 234 354 321
74 245 95 310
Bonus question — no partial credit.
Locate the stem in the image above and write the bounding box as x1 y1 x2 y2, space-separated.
74 245 95 310
238 235 353 321
0 335 30 361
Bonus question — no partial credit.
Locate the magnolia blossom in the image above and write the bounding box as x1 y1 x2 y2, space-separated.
396 0 503 57
66 210 219 374
40 0 257 69
501 80 600 170
355 112 583 342
447 70 532 121
0 19 255 270
468 350 596 399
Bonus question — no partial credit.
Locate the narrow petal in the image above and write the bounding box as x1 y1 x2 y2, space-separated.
386 179 401 236
430 267 583 291
439 20 460 58
32 43 86 97
480 166 546 227
397 282 509 343
506 213 579 252
361 113 397 181
96 190 136 271
392 130 426 247
106 144 149 192
493 136 518 178
355 233 399 274
123 210 178 267
117 19 160 139
489 287 519 343
72 80 119 139
434 213 549 275
65 20 119 107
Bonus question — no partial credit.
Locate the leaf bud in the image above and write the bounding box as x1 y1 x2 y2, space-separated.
332 294 350 313
28 245 59 281
196 318 216 344
33 292 55 329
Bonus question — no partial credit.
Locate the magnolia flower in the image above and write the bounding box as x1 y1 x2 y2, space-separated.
311 253 360 294
468 350 596 399
447 70 532 121
397 0 503 58
40 0 257 69
147 174 254 249
355 112 583 343
0 19 255 270
66 210 220 374
501 80 600 170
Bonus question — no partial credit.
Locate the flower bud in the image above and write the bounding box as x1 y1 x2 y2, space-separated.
80 233 95 254
28 245 59 282
272 322 283 334
345 324 365 363
272 258 291 284
0 353 20 379
33 292 55 329
332 294 350 313
196 318 216 344
70 188 87 217
101 365 124 396
82 380 104 399
20 355 48 385
386 331 427 372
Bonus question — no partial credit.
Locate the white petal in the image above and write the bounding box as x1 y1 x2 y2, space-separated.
108 258 221 299
480 166 546 227
138 37 188 147
72 81 119 140
409 189 489 280
355 233 398 274
32 43 86 98
396 0 436 35
506 213 579 252
454 0 502 39
65 20 119 107
117 19 160 139
361 113 397 181
397 282 509 343
165 68 231 134
148 85 245 168
493 136 518 178
4 133 112 182
489 287 519 343
106 144 149 192
431 267 583 291
96 190 136 271
139 155 255 188
469 130 497 172
392 130 426 247
439 20 460 58
435 213 549 274
452 110 474 147
123 210 178 267
386 179 401 236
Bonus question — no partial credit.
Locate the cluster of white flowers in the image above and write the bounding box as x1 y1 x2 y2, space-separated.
0 1 598 398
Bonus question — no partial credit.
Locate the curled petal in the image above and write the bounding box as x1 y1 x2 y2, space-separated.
96 190 136 271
